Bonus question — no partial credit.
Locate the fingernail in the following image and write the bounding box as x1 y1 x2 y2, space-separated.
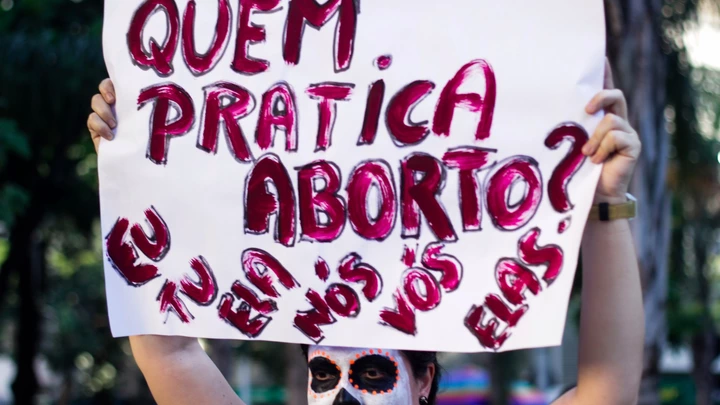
582 144 590 155
108 94 115 103
109 119 117 129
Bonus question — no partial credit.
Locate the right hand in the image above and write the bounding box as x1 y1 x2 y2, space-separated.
88 78 117 153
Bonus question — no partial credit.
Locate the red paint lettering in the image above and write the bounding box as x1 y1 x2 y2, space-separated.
338 253 382 302
218 293 272 338
138 83 195 165
230 281 278 315
443 147 497 231
433 59 496 140
242 248 300 298
245 154 296 246
464 304 510 351
315 257 330 282
158 280 193 323
358 80 385 145
182 0 231 75
346 160 396 241
127 0 180 76
232 0 281 74
283 0 358 72
106 218 161 286
401 153 457 241
545 122 589 213
495 258 541 306
129 206 170 262
518 228 564 285
486 156 542 231
256 82 298 151
179 256 218 305
379 290 417 336
325 283 360 318
485 294 527 328
421 243 462 292
402 268 441 312
306 83 354 151
386 81 435 146
298 160 346 242
294 289 336 343
198 82 255 162
401 245 417 268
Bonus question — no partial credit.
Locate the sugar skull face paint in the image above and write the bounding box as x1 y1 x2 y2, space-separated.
307 346 413 405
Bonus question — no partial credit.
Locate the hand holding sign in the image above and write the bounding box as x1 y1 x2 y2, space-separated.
584 60 642 203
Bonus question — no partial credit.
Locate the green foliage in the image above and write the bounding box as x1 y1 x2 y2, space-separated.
663 0 720 348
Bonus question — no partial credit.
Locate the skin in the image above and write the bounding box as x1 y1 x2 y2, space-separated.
88 59 643 405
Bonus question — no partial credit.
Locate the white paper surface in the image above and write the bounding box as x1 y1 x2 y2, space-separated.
100 0 605 352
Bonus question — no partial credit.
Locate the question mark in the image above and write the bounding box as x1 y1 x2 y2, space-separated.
544 122 589 213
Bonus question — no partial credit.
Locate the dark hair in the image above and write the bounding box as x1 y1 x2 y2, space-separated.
300 345 441 404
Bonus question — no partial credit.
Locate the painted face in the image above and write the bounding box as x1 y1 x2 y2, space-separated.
306 346 413 405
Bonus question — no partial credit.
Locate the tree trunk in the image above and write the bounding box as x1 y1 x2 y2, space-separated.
285 344 307 405
691 225 715 405
10 232 44 404
604 1 671 404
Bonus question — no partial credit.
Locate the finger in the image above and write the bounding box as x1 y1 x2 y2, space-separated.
90 128 101 153
87 113 114 141
99 78 116 104
585 89 628 119
582 113 632 155
590 130 641 164
91 94 117 129
603 58 615 90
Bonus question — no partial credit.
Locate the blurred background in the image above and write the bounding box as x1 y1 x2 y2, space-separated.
0 0 719 404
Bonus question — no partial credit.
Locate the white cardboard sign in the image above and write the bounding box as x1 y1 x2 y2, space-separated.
100 0 605 352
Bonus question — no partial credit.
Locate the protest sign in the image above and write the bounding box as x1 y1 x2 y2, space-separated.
100 0 606 352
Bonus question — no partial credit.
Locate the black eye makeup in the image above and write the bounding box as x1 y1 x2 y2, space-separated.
349 354 399 393
308 357 341 393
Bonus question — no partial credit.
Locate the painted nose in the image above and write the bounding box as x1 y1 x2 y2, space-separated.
332 388 361 405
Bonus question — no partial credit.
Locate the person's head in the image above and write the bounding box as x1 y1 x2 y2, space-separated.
301 345 440 405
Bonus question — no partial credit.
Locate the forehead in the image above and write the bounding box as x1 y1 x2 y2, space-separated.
309 346 402 362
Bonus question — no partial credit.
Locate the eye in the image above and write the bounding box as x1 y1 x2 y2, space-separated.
349 355 398 392
362 367 387 380
308 357 341 393
314 371 335 381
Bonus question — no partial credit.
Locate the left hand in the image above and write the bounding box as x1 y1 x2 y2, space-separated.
582 59 642 204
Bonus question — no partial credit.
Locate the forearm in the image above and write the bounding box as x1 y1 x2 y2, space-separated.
572 219 644 404
130 336 245 405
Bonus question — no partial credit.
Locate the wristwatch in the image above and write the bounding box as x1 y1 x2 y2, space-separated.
588 193 637 221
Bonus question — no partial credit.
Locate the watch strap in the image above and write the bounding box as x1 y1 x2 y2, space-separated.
588 194 636 221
